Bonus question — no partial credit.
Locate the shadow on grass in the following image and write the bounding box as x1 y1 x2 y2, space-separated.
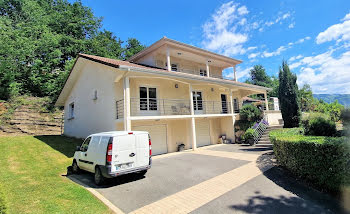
254 153 347 214
34 135 82 158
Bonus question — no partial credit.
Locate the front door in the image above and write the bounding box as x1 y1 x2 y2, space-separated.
78 137 92 171
193 91 203 114
221 94 228 114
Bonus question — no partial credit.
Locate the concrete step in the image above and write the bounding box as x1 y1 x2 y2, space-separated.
260 137 270 141
257 140 271 144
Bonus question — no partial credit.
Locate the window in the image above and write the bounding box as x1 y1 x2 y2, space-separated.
233 98 239 112
171 64 178 72
81 137 91 152
140 87 157 111
200 69 207 77
221 94 228 114
192 91 203 111
69 102 75 119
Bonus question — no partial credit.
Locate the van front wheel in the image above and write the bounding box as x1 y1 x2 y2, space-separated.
72 160 80 174
94 167 105 186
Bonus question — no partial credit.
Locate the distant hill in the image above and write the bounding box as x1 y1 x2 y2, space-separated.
313 94 350 106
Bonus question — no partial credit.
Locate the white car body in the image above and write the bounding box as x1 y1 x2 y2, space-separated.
73 131 152 178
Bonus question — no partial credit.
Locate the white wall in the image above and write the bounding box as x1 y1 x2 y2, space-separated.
63 61 122 138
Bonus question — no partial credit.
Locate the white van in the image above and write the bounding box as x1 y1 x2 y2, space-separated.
72 131 152 185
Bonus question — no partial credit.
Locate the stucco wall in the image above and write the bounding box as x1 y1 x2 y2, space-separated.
265 111 283 125
63 61 121 138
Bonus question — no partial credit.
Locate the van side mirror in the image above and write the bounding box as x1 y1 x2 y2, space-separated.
75 146 81 151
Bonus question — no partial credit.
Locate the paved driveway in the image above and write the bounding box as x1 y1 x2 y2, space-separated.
69 144 345 214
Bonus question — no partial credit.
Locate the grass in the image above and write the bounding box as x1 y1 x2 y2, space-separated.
0 135 111 214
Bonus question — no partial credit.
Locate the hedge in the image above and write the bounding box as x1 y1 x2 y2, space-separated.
270 128 350 193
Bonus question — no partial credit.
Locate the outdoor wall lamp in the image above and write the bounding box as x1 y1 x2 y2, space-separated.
175 84 179 88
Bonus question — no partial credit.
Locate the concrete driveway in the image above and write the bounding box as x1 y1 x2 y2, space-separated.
69 144 345 214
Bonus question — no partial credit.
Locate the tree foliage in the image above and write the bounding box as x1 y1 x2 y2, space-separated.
298 84 313 112
245 65 278 97
0 0 145 103
278 61 300 128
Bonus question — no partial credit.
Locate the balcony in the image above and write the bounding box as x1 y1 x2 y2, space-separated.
174 68 225 80
116 98 237 119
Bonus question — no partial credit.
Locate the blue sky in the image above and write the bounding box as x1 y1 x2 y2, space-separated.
73 0 350 94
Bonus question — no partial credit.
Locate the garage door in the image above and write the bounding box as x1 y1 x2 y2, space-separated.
196 120 211 147
133 125 167 155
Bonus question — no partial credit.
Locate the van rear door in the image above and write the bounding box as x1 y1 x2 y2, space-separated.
135 132 150 168
112 134 136 172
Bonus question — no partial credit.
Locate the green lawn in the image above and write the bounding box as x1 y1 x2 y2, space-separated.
0 135 110 214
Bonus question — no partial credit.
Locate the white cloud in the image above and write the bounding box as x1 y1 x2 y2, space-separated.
259 36 310 58
248 52 259 59
264 11 292 28
288 23 295 29
262 46 287 57
289 54 303 62
202 1 249 56
237 6 249 15
291 51 350 93
316 13 350 44
247 46 257 51
342 13 350 21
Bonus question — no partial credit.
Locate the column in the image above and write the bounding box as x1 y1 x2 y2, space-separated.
206 60 210 77
166 47 171 71
123 76 131 131
264 91 269 111
189 84 197 150
229 91 234 114
230 91 236 143
233 65 237 82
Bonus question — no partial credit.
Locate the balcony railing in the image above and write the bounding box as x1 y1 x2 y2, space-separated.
116 98 238 119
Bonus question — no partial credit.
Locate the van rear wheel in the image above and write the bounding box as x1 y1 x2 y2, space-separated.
94 167 105 186
72 160 80 174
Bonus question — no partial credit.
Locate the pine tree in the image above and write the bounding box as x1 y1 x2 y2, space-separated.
278 61 300 128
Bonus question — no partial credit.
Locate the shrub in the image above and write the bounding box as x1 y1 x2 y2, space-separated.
243 128 255 141
270 128 350 193
302 113 337 137
341 108 350 127
239 104 262 122
234 120 255 132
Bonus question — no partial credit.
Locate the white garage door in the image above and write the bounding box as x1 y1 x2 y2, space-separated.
196 120 211 147
133 125 167 155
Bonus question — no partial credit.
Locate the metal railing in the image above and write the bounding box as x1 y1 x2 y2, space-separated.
116 98 237 118
251 115 269 144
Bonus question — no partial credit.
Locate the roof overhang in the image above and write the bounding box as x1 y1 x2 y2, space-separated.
128 37 243 66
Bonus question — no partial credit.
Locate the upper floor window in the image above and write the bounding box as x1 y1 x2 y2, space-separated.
68 102 75 119
171 64 178 72
200 69 207 77
140 87 158 111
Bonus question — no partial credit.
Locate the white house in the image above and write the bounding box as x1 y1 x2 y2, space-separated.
55 37 281 155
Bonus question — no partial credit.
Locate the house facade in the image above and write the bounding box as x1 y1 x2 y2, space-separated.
56 37 279 155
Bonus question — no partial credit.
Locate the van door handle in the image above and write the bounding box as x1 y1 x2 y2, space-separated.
85 153 87 156
129 153 135 157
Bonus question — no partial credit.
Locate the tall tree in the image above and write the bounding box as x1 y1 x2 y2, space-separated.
122 38 146 60
0 0 145 103
298 84 313 112
246 65 272 88
278 61 300 128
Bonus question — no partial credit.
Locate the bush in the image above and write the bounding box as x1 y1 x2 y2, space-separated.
239 104 262 122
302 113 337 137
243 128 255 141
270 128 350 193
341 108 350 127
234 120 255 132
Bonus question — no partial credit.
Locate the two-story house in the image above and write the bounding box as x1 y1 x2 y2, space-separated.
55 37 275 155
